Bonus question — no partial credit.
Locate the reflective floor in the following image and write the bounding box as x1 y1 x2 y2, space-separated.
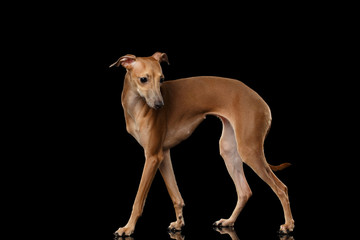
114 227 295 240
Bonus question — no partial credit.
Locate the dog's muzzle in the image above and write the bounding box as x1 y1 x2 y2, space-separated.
154 100 164 109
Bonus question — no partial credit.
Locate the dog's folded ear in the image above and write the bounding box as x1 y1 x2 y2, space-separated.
152 52 170 65
109 54 136 69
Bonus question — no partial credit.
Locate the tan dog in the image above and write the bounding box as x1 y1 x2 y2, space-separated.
110 52 294 237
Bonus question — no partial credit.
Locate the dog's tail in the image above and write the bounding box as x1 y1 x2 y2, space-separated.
269 162 292 172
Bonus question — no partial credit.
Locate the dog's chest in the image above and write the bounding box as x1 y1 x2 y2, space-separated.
123 105 158 146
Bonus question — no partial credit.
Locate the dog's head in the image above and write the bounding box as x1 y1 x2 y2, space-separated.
110 52 169 109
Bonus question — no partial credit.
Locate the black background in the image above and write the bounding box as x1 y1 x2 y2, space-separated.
13 3 339 240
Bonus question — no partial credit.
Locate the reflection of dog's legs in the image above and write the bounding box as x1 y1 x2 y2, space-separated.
168 231 185 240
214 227 240 240
114 236 134 240
279 235 294 240
214 117 252 227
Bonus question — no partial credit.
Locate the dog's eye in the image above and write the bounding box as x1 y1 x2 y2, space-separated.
160 77 165 83
140 77 148 83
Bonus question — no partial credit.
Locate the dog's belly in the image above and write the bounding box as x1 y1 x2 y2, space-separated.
163 114 206 149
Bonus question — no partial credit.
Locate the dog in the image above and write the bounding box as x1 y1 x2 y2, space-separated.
110 52 294 236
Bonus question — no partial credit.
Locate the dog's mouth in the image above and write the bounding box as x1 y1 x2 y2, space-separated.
137 89 164 110
147 99 164 110
146 92 164 110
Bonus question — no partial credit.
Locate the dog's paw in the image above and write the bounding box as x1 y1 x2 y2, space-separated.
168 220 184 232
114 226 134 238
213 218 234 227
278 221 295 235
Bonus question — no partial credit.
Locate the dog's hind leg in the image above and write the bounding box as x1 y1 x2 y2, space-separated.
159 149 185 231
234 116 295 233
213 117 252 227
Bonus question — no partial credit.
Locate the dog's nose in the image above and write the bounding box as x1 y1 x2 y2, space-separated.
154 101 164 109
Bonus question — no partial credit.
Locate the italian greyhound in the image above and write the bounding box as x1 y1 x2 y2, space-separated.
110 52 295 237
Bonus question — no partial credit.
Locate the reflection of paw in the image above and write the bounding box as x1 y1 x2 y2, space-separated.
213 218 234 227
114 234 134 240
168 231 185 240
114 226 134 237
279 235 294 240
213 226 239 240
213 226 234 234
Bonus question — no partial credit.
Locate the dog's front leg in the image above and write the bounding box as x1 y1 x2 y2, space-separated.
159 150 185 231
115 151 164 237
